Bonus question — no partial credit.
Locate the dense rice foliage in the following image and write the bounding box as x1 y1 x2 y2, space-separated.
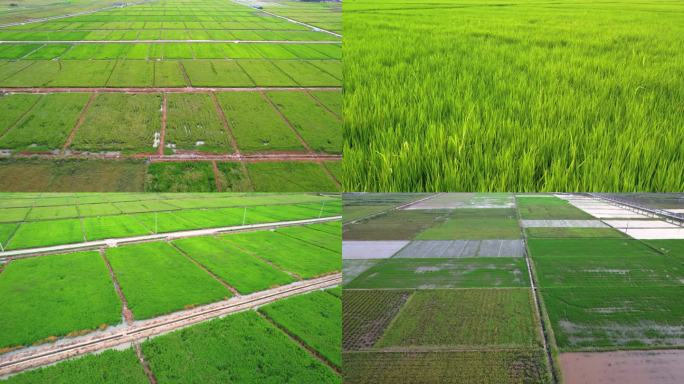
260 290 342 367
106 241 230 319
0 251 121 349
344 0 684 191
142 310 340 383
2 348 148 384
376 289 539 348
343 350 550 384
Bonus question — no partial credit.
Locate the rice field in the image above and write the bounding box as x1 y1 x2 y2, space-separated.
342 193 684 383
0 0 341 192
0 192 342 382
0 192 340 250
343 0 684 191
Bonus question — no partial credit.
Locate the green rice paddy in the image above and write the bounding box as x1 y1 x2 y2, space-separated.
343 0 684 191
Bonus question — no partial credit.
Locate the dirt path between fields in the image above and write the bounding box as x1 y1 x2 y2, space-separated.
157 93 167 156
0 273 341 378
62 93 96 150
211 160 222 191
0 215 341 260
169 242 240 296
258 311 340 374
6 151 340 162
0 40 340 44
560 350 684 384
1 87 340 94
210 92 241 155
100 249 134 325
134 343 158 384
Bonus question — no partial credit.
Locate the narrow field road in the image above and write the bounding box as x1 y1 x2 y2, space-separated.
0 273 342 377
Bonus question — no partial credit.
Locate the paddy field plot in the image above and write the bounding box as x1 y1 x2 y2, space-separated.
517 197 595 220
259 290 341 368
141 310 340 384
106 241 231 319
376 289 540 349
415 208 520 240
0 0 341 192
345 258 529 289
1 348 149 384
344 0 684 191
343 210 448 240
219 230 341 278
0 192 339 250
170 236 295 294
343 350 550 384
342 289 412 351
0 251 121 350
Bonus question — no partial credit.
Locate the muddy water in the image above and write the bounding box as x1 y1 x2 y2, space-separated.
560 350 684 384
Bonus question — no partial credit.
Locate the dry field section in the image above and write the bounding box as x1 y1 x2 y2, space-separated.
0 0 341 191
342 193 684 383
0 193 341 383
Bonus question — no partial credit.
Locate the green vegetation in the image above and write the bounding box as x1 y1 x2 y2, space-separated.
266 91 342 153
2 348 149 384
72 93 161 153
344 0 684 191
542 287 684 350
343 350 550 384
525 227 626 238
346 258 530 289
220 230 341 278
517 197 594 220
7 218 83 249
377 289 538 348
171 236 295 294
344 210 446 240
216 92 304 153
343 289 412 350
245 162 339 192
0 251 121 349
165 93 231 153
0 93 89 151
142 310 340 383
527 238 660 259
260 290 342 367
106 241 230 319
144 162 221 192
0 159 147 192
416 208 520 240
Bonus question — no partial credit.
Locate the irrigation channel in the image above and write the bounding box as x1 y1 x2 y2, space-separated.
0 215 341 261
0 273 342 377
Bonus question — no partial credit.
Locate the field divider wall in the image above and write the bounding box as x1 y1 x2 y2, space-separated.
100 248 135 325
0 215 341 260
0 273 342 377
256 310 341 374
169 241 241 297
134 343 158 384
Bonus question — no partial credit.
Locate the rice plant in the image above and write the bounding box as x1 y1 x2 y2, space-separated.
343 0 684 191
